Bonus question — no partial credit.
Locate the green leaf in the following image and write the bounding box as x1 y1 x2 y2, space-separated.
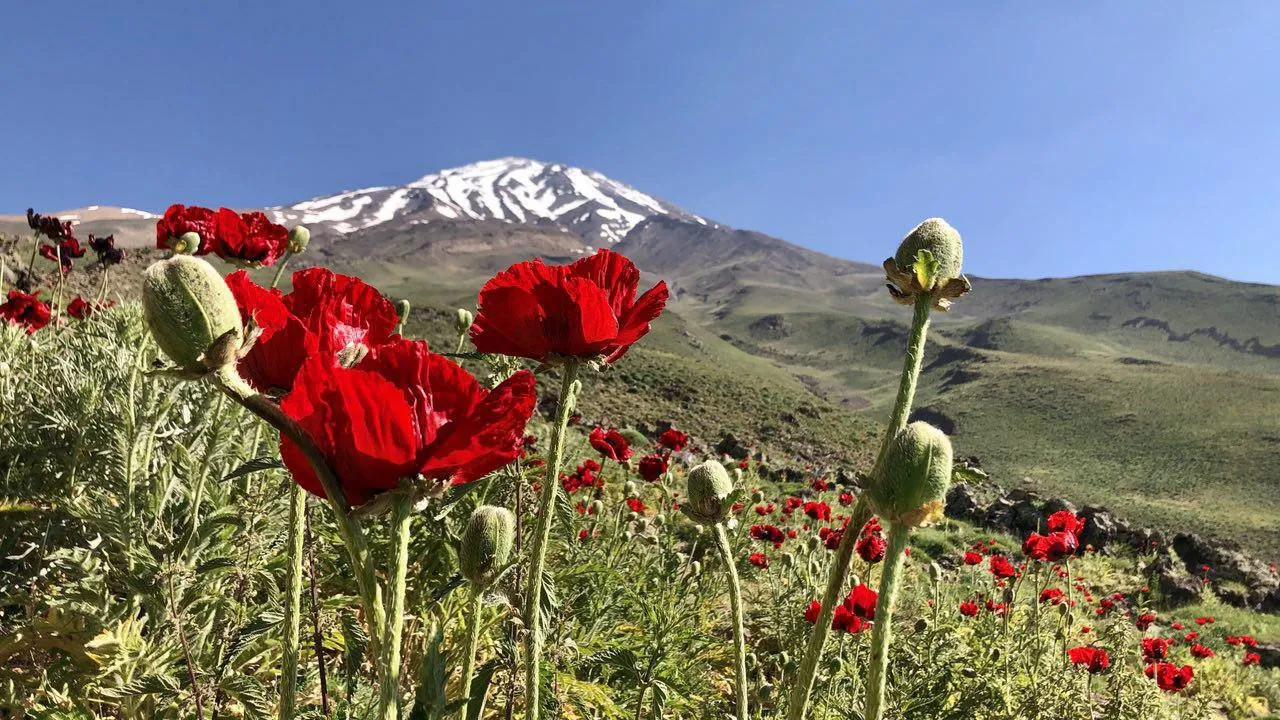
223 456 283 482
465 661 500 720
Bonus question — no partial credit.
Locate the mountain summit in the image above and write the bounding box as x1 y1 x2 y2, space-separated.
267 157 709 246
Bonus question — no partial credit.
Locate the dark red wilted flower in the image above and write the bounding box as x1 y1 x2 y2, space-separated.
589 427 633 462
985 599 1008 616
1141 637 1171 662
470 248 669 364
748 552 769 569
1145 662 1193 692
226 268 400 392
27 208 75 240
39 238 86 274
88 234 125 266
989 554 1018 579
959 600 980 618
1047 510 1085 536
0 290 52 334
1068 646 1110 674
856 534 887 564
658 427 689 452
637 453 667 482
279 339 537 506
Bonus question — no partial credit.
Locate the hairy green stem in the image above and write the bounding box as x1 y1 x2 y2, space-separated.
458 588 485 717
863 524 910 720
788 293 933 720
213 369 385 660
713 523 749 720
279 482 307 719
379 491 414 719
270 252 294 290
523 362 581 720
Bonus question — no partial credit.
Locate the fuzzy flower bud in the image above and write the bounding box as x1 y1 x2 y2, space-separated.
454 307 474 334
142 256 243 374
459 505 515 589
287 225 310 254
171 231 202 255
396 299 412 321
893 218 963 286
684 459 736 525
589 499 604 515
868 421 953 528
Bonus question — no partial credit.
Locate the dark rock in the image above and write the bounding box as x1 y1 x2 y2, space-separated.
716 434 751 461
1011 500 1045 536
834 468 863 489
1005 488 1040 504
1256 587 1280 614
1254 643 1280 669
1040 497 1078 518
945 483 983 523
1078 506 1118 551
1216 585 1250 609
981 499 1017 533
1144 550 1177 577
1157 572 1203 607
1172 533 1278 594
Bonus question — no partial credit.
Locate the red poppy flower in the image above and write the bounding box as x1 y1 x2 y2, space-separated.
959 600 980 618
989 554 1018 579
27 208 75 240
1141 637 1171 662
832 606 868 634
1189 644 1215 659
1144 662 1193 692
1194 616 1214 626
985 599 1008 616
39 238 86 274
803 599 822 623
279 339 537 505
637 453 667 482
1039 588 1065 605
658 427 689 452
963 551 983 566
589 427 633 462
844 584 878 621
803 501 832 522
1023 531 1078 562
625 497 646 513
1244 652 1261 666
748 552 769 569
156 204 218 252
226 268 400 392
0 290 52 334
856 534 887 564
1047 510 1085 536
66 296 92 320
470 248 668 363
1068 646 1110 673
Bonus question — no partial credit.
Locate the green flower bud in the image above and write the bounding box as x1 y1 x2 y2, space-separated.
396 299 412 321
781 552 796 569
171 231 201 255
624 481 639 497
807 535 822 552
589 499 604 516
751 489 765 503
928 562 943 584
914 618 929 633
868 421 953 528
458 505 515 589
685 460 735 525
142 256 243 374
893 218 963 287
287 225 310 254
653 513 666 527
454 307 473 333
690 560 702 576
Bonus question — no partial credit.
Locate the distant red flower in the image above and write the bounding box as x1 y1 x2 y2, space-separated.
39 238 86 274
625 497 646 513
658 428 689 452
963 550 983 566
1244 652 1261 666
803 599 822 623
589 427 633 462
1145 662 1193 692
1023 531 1078 562
1040 588 1065 605
66 296 93 320
470 248 668 364
279 339 537 505
1194 616 1214 626
27 208 75 240
803 501 832 522
754 503 775 516
226 268 400 392
832 606 868 634
819 526 843 550
959 601 980 618
1141 637 1171 662
1189 644 1215 659
157 204 290 266
985 599 1008 617
1068 646 1110 674
637 453 667 482
1047 510 1085 536
989 554 1018 579
0 290 52 334
856 534 887 564
750 524 786 547
748 552 769 569
845 584 878 621
838 491 854 506
1135 613 1156 630
88 234 125 267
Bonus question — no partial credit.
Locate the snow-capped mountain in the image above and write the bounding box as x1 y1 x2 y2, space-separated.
268 157 709 246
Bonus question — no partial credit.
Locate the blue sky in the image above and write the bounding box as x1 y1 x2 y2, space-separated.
4 1 1278 283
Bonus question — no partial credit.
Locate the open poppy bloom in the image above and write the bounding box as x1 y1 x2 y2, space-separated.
589 427 633 462
470 248 668 364
637 453 667 482
279 338 537 505
658 427 689 451
856 534 887 563
0 290 52 334
1047 510 1085 536
1023 531 1078 562
1068 646 1110 673
66 296 107 320
226 268 400 392
157 204 290 266
1145 662 1193 692
959 600 980 617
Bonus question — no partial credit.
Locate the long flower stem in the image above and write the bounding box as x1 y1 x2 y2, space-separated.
213 369 385 660
523 362 581 720
713 523 749 720
279 481 307 719
788 293 933 720
379 491 414 720
458 588 485 717
270 252 294 289
862 524 910 720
